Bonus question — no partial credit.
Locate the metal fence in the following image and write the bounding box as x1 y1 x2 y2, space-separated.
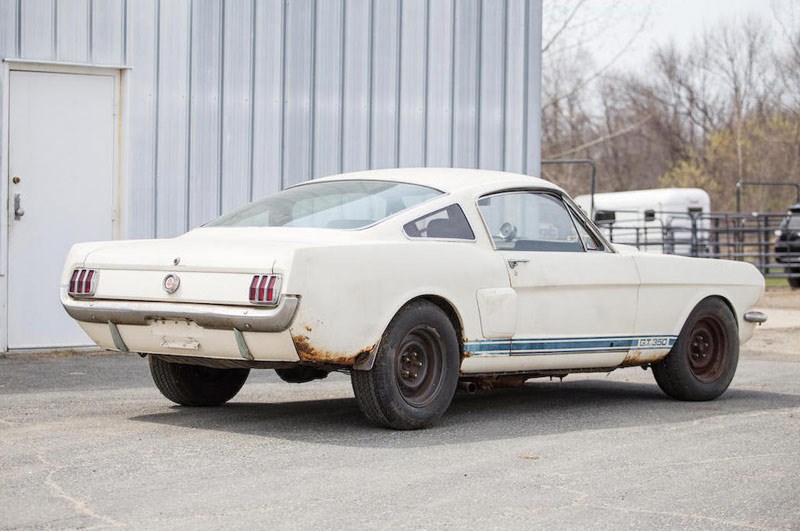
594 210 799 283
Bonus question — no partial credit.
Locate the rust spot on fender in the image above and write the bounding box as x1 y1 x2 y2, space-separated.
292 334 375 367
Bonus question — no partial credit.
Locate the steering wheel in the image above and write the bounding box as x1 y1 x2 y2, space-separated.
497 222 517 242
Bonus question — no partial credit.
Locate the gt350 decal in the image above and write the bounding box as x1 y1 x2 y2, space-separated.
637 337 671 348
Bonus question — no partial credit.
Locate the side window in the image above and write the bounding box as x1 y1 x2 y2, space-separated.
403 204 475 240
567 205 604 251
477 192 584 252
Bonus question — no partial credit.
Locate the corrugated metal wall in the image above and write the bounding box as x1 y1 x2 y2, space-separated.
0 0 542 239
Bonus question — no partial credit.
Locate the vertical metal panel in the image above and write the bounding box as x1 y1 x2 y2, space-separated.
341 0 371 173
504 0 526 173
220 0 254 212
55 0 89 62
124 0 157 239
426 0 454 166
20 0 54 59
0 0 16 56
282 0 314 187
312 0 343 178
187 0 222 228
91 0 125 64
398 0 426 167
526 0 542 175
370 0 400 169
251 0 284 198
154 0 190 237
478 0 505 170
452 0 480 168
1 0 543 236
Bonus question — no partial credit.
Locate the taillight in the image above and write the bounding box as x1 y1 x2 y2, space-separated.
249 274 281 305
68 268 98 296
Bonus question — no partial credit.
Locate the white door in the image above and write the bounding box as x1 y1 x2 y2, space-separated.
8 70 116 348
476 191 640 370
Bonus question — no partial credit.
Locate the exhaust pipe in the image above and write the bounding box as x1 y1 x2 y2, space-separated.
458 381 478 394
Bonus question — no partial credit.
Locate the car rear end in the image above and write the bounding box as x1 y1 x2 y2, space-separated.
60 231 302 364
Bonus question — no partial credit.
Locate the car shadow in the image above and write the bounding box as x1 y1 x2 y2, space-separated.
130 378 800 448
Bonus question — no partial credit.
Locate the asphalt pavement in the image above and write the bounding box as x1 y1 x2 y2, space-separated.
1 335 799 529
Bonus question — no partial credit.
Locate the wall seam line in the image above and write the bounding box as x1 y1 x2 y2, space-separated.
338 0 346 173
279 0 287 188
216 0 225 215
448 0 456 167
308 0 317 181
394 0 402 167
248 0 256 200
367 0 374 169
152 0 161 237
184 0 193 231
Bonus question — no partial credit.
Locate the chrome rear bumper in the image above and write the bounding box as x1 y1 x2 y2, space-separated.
60 288 299 333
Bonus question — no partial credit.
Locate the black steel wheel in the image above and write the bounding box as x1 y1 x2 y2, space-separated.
148 355 249 406
652 298 739 401
351 300 459 430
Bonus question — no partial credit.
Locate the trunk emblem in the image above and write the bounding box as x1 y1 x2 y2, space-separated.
163 274 181 294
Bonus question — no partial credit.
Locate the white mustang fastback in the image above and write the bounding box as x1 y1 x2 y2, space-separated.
61 169 767 429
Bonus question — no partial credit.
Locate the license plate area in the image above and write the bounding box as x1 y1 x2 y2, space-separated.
149 318 203 350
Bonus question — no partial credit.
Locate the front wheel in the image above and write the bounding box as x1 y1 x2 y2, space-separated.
148 355 250 406
351 300 460 430
652 298 739 401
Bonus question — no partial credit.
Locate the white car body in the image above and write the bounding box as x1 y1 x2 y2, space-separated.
62 168 764 378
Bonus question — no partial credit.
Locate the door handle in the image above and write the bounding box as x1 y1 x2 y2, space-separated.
13 193 24 220
507 258 529 269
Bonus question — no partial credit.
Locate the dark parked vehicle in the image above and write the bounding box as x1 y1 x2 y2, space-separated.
775 203 800 288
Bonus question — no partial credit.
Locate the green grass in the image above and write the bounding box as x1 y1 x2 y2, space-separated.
765 276 789 288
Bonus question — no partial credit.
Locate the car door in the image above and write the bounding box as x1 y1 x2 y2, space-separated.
475 190 641 371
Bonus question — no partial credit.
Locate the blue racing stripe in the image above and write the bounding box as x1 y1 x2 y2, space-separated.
464 335 677 357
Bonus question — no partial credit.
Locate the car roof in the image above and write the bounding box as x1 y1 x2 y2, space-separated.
301 167 562 195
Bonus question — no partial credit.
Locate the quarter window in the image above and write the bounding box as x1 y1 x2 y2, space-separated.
477 192 584 252
403 204 475 240
567 204 604 251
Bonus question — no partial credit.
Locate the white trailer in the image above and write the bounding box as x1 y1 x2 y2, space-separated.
574 188 711 254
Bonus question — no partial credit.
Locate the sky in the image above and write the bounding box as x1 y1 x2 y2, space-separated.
589 0 786 71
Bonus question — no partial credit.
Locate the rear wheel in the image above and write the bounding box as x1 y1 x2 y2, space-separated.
652 298 738 401
148 355 249 406
351 300 460 430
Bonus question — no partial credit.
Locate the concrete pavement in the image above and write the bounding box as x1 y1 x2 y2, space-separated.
1 342 798 529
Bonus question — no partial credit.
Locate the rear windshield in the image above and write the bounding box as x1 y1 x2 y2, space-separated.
207 180 442 229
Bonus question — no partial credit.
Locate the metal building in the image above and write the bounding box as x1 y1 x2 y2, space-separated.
0 0 542 350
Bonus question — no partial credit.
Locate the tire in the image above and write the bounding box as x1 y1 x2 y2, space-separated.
788 267 800 289
652 298 739 401
148 355 250 406
351 300 460 430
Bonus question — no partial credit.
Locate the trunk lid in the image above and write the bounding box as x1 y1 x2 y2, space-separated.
78 227 360 305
